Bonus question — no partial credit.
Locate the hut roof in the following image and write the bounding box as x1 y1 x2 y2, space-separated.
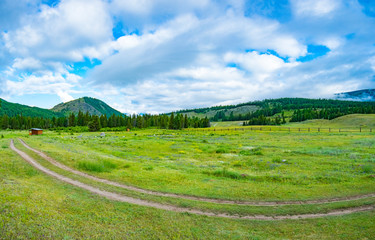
30 128 43 131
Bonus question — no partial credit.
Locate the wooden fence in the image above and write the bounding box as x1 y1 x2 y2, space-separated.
187 126 373 133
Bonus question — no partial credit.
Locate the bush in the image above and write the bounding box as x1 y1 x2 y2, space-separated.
232 161 243 167
361 164 374 174
144 166 154 171
78 159 117 172
239 147 263 156
216 148 228 153
207 168 248 180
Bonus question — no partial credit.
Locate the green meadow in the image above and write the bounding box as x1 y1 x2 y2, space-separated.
1 114 375 239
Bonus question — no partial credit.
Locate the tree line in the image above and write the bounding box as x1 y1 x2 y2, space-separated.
290 106 375 122
205 98 375 125
0 109 210 131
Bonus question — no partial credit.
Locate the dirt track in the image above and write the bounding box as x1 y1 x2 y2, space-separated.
18 138 375 206
10 139 375 220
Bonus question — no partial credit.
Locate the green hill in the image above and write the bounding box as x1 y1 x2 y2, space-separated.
175 98 375 122
51 97 123 116
0 98 63 118
287 114 375 129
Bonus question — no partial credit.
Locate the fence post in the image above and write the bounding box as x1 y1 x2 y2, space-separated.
308 128 310 132
318 128 320 132
370 128 372 133
339 128 341 132
329 128 331 132
289 127 290 132
360 127 362 133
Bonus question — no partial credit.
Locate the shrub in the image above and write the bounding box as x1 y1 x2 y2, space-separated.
232 161 243 167
239 147 263 156
144 166 154 171
122 164 131 168
361 164 374 174
208 168 247 180
216 148 228 153
78 159 117 172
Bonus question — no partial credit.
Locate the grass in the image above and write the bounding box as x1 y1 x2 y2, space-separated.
0 139 373 239
1 114 375 239
10 140 375 218
18 129 375 201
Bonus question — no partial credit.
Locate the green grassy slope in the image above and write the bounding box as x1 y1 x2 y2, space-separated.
175 98 375 122
212 114 375 129
51 97 123 116
0 98 63 118
287 114 375 129
181 105 259 118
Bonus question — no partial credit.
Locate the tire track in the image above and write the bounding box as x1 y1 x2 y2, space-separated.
10 139 375 220
18 138 375 206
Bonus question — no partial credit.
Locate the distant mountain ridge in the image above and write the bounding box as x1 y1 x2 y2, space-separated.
0 97 123 118
335 89 375 101
51 97 123 116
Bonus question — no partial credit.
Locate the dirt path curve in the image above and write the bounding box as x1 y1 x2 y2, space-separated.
18 138 375 206
10 139 375 220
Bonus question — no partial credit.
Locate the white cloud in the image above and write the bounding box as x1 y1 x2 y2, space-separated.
292 0 340 17
1 0 374 113
3 0 112 62
4 72 79 103
319 37 343 50
89 11 306 89
56 90 74 102
12 57 42 71
224 51 298 79
110 0 210 16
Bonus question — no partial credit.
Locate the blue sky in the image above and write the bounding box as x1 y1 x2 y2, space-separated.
0 0 374 113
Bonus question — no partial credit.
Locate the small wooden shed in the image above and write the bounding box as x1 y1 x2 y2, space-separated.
29 128 43 135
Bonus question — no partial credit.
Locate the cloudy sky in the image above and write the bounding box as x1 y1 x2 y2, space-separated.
0 0 374 113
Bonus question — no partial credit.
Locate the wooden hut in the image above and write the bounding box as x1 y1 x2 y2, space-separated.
29 128 43 135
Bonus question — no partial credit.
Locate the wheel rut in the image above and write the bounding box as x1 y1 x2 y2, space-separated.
10 139 375 220
18 138 375 206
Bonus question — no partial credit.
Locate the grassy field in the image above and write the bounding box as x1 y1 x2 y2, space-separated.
212 114 375 130
1 114 375 239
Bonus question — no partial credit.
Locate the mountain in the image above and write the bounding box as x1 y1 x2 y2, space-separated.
0 98 63 118
334 89 375 101
51 97 123 116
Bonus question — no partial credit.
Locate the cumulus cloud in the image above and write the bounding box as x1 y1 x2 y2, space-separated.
1 0 375 113
12 57 42 71
89 10 306 88
3 0 112 62
291 0 340 17
4 72 79 102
